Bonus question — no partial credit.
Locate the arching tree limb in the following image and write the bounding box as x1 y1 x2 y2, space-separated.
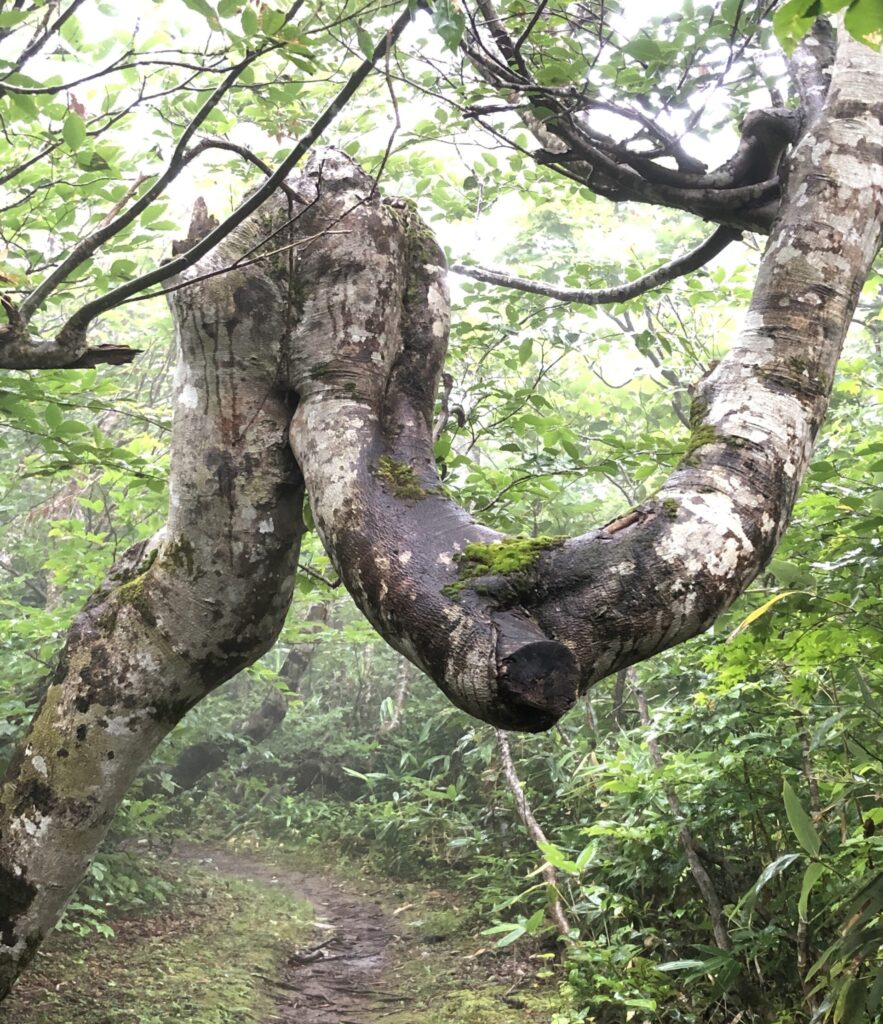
286 31 883 733
452 226 742 306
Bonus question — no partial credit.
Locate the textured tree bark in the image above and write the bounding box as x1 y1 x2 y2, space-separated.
0 199 306 997
287 34 883 732
164 603 328 792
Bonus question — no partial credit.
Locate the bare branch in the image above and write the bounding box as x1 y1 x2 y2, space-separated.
19 48 267 318
1 0 89 79
452 225 741 307
496 729 572 939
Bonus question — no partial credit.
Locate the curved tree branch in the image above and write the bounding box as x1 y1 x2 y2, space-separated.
452 225 742 306
461 0 804 232
286 32 883 732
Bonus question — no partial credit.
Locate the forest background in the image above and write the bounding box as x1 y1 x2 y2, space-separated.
0 1 882 1022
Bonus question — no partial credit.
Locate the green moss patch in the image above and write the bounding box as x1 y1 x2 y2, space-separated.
375 455 432 501
444 535 564 596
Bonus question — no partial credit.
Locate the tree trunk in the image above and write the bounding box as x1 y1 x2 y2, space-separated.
0 30 880 1001
0 189 307 997
165 603 328 791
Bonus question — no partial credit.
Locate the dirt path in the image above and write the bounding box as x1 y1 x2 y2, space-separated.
173 844 405 1024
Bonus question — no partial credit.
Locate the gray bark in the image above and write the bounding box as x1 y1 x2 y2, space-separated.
289 35 883 731
165 603 328 791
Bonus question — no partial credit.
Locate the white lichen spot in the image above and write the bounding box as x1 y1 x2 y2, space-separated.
31 755 47 777
106 714 140 736
178 384 199 410
398 550 412 565
258 517 274 534
436 552 454 567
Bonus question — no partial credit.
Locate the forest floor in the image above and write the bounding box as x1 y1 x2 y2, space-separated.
1 840 559 1024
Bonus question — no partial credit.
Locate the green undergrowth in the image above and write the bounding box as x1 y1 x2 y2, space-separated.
1 858 312 1024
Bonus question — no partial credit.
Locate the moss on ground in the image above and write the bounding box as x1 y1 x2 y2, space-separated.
2 862 312 1024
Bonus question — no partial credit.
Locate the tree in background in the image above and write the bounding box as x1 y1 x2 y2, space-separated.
0 0 881 1006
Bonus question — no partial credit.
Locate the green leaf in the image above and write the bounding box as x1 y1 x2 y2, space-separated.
729 591 803 639
623 37 662 62
0 11 29 27
518 337 533 364
356 26 375 59
657 959 709 972
62 113 86 149
524 907 545 933
798 862 827 921
432 0 466 51
783 779 821 857
768 559 814 587
845 0 883 49
495 924 526 947
261 8 285 35
834 977 868 1024
737 853 801 918
241 5 258 36
772 0 821 55
181 0 219 29
536 841 579 874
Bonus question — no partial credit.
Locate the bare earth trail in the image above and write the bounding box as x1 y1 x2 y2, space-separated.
173 844 405 1024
